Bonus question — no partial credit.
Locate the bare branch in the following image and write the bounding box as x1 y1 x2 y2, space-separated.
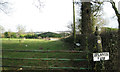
0 1 11 14
33 0 45 10
0 2 8 5
91 2 103 17
110 2 119 16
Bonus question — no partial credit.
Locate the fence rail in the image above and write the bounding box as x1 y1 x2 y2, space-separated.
1 65 89 70
1 49 84 53
1 57 87 61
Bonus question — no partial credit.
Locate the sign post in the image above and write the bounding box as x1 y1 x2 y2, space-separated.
94 26 106 71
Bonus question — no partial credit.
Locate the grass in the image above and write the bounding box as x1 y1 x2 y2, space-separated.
2 38 87 70
2 38 69 50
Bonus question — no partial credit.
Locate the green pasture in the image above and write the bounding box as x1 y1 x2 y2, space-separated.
2 38 87 70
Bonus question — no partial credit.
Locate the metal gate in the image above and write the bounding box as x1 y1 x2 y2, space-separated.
1 49 90 71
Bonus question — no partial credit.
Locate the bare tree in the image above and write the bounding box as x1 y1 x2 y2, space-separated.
0 25 4 37
0 25 5 33
32 0 45 11
16 24 26 36
110 1 120 29
94 16 107 28
29 29 34 35
0 0 12 14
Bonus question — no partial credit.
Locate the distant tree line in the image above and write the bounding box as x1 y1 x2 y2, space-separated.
2 32 70 39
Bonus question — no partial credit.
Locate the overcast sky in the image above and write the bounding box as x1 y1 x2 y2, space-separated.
0 0 119 32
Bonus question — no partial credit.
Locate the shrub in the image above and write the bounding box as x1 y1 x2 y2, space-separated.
11 32 17 38
62 30 118 70
4 32 10 38
20 34 25 38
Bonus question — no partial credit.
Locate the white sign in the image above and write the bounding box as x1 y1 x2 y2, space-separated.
93 52 109 61
76 43 80 46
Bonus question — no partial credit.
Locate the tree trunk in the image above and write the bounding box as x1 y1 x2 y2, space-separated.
81 2 92 70
81 2 93 34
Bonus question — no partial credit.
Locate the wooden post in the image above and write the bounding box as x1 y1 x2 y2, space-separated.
73 0 76 44
94 26 105 71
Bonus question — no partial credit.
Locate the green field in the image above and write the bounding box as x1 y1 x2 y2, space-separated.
2 38 87 70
